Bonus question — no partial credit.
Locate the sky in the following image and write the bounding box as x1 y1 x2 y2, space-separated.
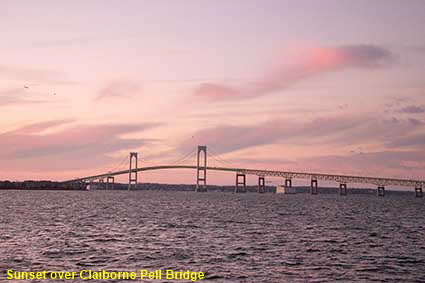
1 0 425 185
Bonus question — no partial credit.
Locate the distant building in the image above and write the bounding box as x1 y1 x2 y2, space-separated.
86 184 103 191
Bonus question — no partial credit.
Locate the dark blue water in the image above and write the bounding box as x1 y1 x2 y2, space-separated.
1 190 425 282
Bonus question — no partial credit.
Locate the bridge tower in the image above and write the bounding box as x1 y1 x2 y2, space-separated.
196 145 207 192
128 152 138 190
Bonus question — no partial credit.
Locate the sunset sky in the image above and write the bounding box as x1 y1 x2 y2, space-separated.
1 0 425 185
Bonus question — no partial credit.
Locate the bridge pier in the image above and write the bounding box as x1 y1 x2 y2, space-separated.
415 187 423 198
196 145 207 192
74 180 84 190
106 176 115 190
311 179 318 195
235 173 246 193
285 178 292 189
258 176 265 193
377 186 385 197
339 183 347 196
98 178 105 190
128 152 138 190
283 178 294 193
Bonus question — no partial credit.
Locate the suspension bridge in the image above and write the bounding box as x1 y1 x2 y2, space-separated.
64 146 424 197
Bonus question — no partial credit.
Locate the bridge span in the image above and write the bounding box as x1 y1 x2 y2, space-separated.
65 146 424 197
66 164 424 188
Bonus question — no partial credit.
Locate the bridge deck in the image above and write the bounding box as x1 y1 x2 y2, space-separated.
65 165 424 187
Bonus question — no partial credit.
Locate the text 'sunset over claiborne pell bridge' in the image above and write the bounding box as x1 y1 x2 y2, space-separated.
64 146 425 198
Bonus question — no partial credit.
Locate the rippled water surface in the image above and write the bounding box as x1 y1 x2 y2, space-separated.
1 190 425 282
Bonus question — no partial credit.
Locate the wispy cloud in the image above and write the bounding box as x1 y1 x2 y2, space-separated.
0 65 77 85
177 115 365 154
6 119 75 135
387 132 425 149
0 87 50 106
232 150 425 176
194 44 394 101
406 45 425 54
30 37 92 48
95 80 142 100
398 105 425 114
298 150 425 178
177 114 423 155
0 120 161 171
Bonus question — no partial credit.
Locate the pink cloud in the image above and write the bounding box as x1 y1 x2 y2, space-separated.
194 44 394 100
95 80 142 100
0 120 160 172
177 115 423 155
0 88 50 106
234 150 425 180
193 83 241 101
9 119 74 134
0 65 59 81
0 65 77 85
175 112 425 180
299 150 425 179
398 105 425 114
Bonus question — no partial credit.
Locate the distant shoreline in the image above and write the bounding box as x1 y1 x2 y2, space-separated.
0 180 417 195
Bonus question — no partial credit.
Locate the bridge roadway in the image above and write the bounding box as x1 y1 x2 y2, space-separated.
65 165 424 187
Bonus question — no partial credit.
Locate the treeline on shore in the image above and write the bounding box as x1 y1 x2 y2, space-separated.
0 180 84 190
0 180 413 195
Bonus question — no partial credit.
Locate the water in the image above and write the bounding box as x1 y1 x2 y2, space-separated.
1 190 425 283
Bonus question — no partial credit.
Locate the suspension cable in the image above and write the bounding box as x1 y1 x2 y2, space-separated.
170 148 197 164
208 146 234 166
